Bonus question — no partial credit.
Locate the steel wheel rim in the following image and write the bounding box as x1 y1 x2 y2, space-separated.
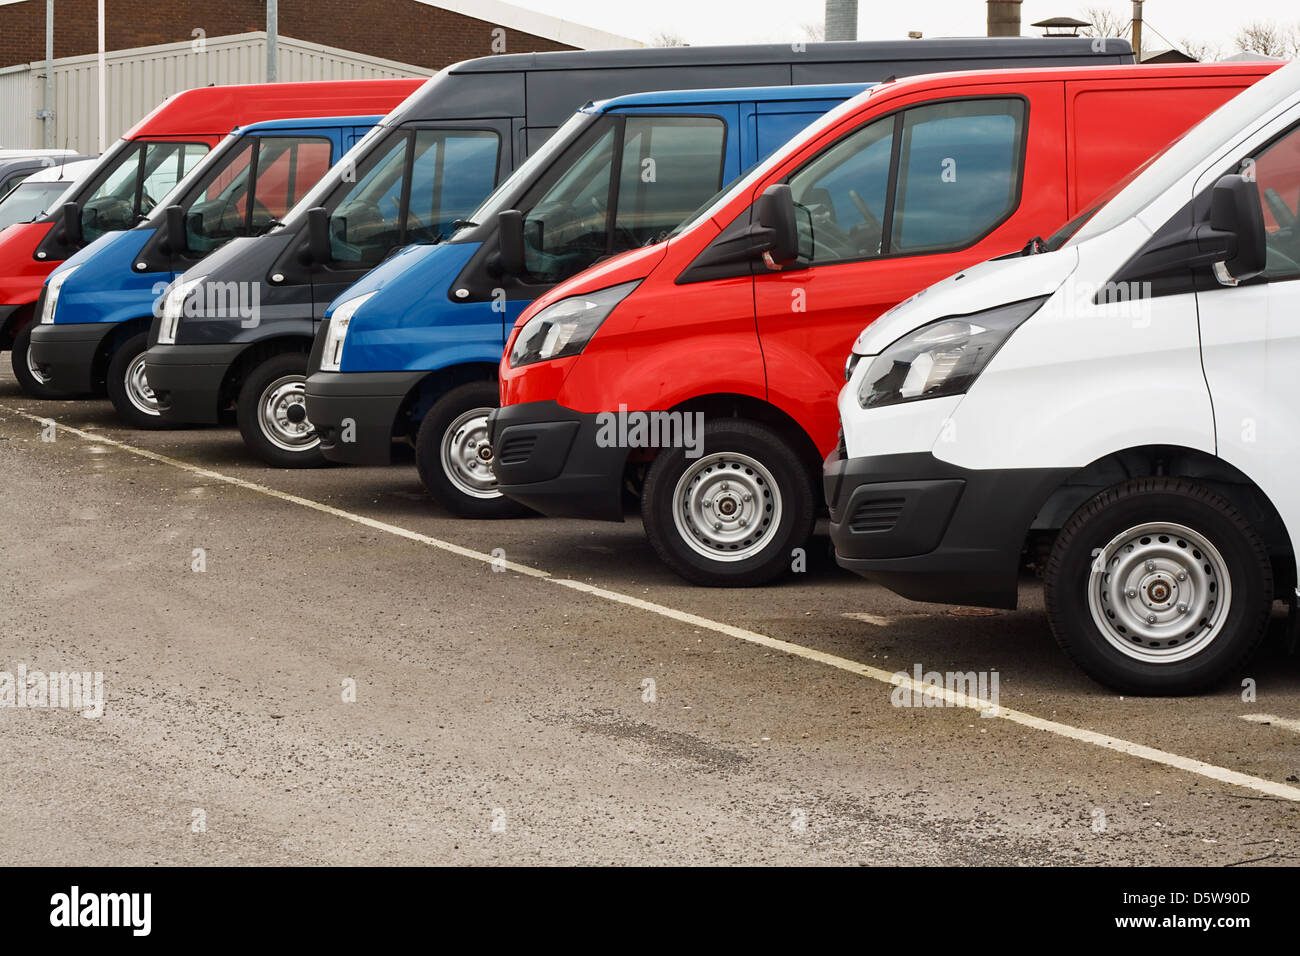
25 342 49 385
671 451 782 563
440 407 499 499
125 352 160 416
1087 521 1232 664
258 375 317 452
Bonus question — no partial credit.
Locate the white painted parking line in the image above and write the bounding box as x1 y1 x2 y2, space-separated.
842 611 893 626
1240 714 1300 734
11 403 1300 804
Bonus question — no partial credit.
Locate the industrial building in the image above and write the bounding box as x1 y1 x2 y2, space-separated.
0 0 637 151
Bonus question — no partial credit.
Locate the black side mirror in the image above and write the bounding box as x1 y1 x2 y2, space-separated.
306 207 332 265
496 209 526 278
1206 173 1267 286
164 204 188 255
755 184 799 269
61 202 82 247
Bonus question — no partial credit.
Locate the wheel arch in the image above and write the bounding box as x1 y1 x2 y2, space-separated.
220 335 314 411
397 361 499 439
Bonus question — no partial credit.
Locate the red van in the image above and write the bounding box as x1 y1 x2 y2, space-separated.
490 63 1280 587
0 78 421 393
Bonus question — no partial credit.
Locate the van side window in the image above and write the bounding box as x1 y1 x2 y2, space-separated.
789 116 894 263
786 97 1025 266
1246 125 1300 281
890 99 1025 253
405 130 500 244
523 114 727 285
251 137 332 230
82 141 209 244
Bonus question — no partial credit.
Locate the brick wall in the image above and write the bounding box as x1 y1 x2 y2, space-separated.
0 0 575 70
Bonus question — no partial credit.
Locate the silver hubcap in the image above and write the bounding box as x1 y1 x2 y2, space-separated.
672 451 782 562
125 352 160 416
258 375 317 453
1087 521 1232 664
25 342 49 385
441 407 499 499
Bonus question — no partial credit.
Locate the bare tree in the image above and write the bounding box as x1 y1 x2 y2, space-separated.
651 30 688 47
801 22 826 42
1178 37 1222 62
1234 20 1300 57
1079 5 1129 40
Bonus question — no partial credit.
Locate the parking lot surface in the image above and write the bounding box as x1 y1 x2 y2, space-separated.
2 367 1298 865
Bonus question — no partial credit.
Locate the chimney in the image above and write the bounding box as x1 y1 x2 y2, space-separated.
987 0 1022 37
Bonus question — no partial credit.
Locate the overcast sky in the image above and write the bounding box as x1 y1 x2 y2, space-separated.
513 0 1299 55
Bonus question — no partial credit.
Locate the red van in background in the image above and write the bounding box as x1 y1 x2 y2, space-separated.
490 63 1281 587
0 77 421 392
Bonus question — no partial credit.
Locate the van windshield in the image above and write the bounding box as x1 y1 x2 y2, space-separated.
0 180 70 229
77 138 209 244
173 134 334 254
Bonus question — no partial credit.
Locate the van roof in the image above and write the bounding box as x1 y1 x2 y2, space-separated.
122 78 424 141
385 37 1132 128
233 115 385 135
590 83 873 112
18 158 100 183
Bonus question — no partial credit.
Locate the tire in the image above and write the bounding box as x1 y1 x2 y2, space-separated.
11 321 67 398
415 380 529 518
1044 477 1273 695
235 352 325 468
640 418 815 587
106 332 168 428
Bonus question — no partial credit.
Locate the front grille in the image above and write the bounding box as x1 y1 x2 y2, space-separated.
848 496 905 534
497 434 537 466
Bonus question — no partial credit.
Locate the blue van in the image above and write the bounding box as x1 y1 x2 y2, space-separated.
304 85 865 516
31 115 381 426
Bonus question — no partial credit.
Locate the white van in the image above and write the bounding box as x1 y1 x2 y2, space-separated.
826 59 1300 695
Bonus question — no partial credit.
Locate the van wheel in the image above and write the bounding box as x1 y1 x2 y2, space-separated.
12 321 66 398
641 418 814 587
415 380 528 518
236 352 324 468
107 333 167 429
1044 477 1272 695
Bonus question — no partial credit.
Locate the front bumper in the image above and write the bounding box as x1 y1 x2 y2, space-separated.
28 321 117 394
487 400 628 522
824 448 1070 609
305 370 428 465
143 343 246 425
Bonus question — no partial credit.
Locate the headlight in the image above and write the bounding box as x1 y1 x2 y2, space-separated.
857 297 1047 409
40 265 80 324
508 280 639 368
157 275 208 344
319 291 376 373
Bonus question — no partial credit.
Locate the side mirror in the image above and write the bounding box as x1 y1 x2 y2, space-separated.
306 206 332 265
496 209 526 278
61 201 82 247
1206 173 1267 286
755 184 799 269
164 204 188 255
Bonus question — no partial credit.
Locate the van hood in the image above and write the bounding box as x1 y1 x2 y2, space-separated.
514 240 669 326
851 245 1081 356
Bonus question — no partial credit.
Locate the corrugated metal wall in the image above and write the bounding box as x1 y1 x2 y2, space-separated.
0 32 430 152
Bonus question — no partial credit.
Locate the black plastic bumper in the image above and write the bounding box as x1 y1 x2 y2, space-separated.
487 401 628 522
28 321 116 394
825 448 1071 609
143 343 246 425
305 370 427 465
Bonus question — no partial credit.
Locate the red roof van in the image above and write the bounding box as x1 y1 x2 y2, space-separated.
490 63 1281 586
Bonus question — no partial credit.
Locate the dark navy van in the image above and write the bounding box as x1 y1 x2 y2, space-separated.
143 38 1132 468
